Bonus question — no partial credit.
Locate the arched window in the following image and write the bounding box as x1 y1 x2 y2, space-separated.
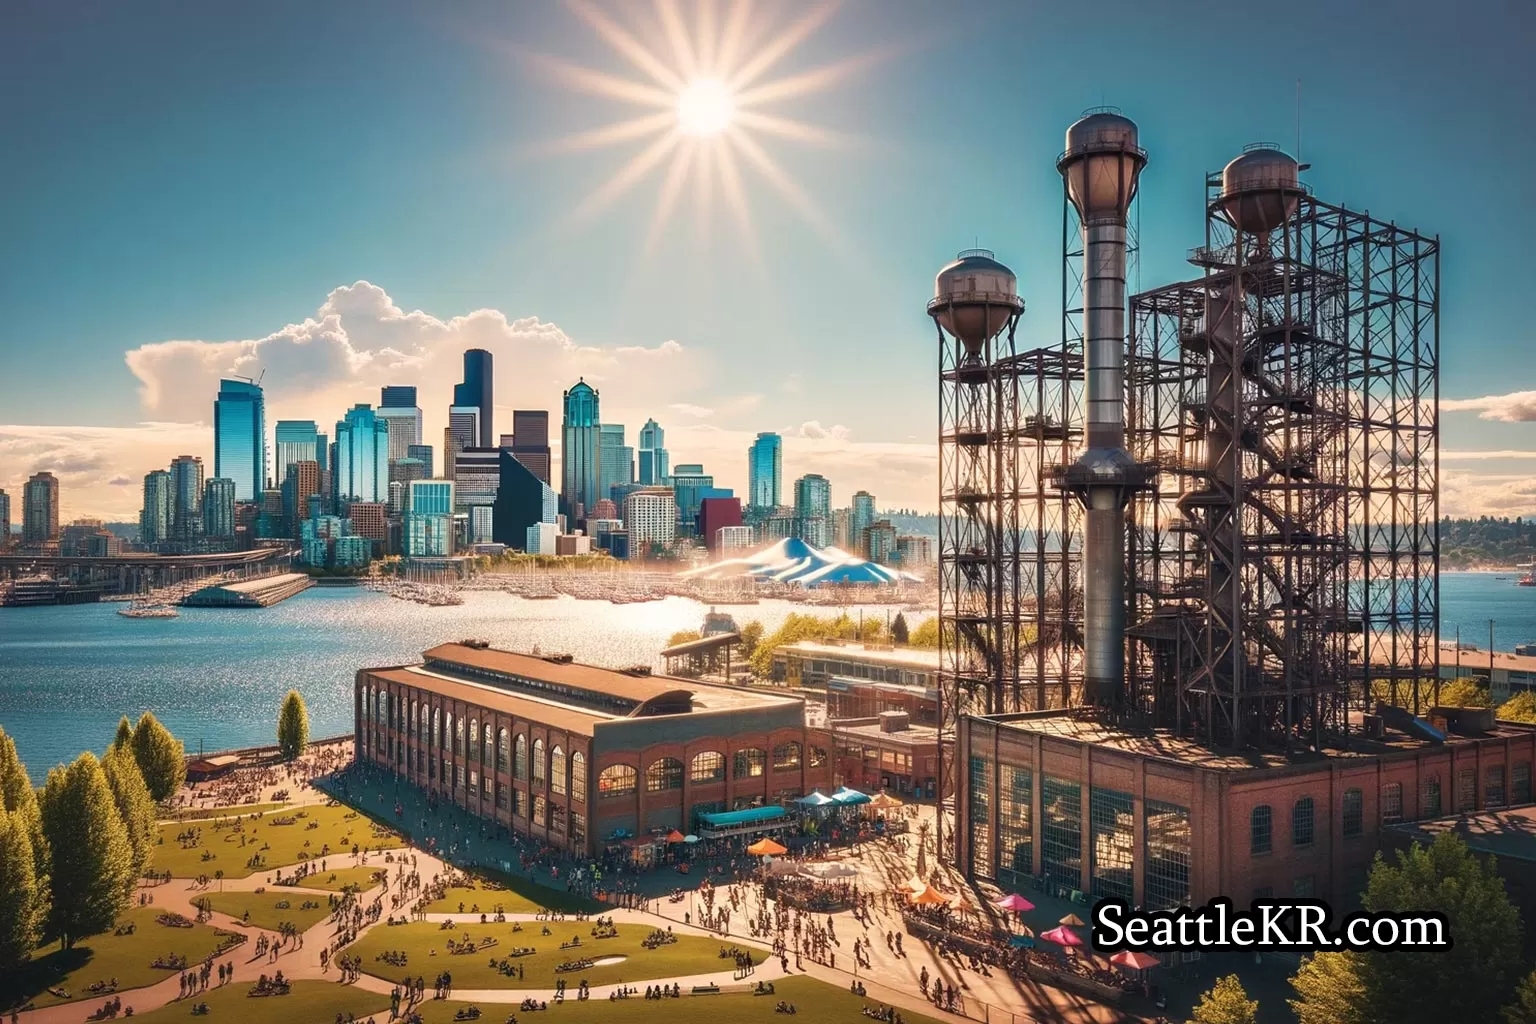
690 751 726 784
809 746 827 768
515 734 528 779
551 746 567 796
455 716 465 757
1342 788 1363 838
597 763 637 798
445 712 454 754
483 724 493 765
733 747 765 780
646 757 683 792
1250 805 1272 855
378 691 388 726
468 718 479 761
571 752 587 803
1292 797 1315 848
772 742 802 771
533 738 547 785
496 728 509 773
432 707 441 748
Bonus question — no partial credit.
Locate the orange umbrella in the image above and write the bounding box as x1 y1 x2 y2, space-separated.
911 884 951 907
747 837 788 856
1058 913 1086 927
1110 950 1160 970
665 830 687 843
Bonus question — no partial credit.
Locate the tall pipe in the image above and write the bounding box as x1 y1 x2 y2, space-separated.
1058 110 1147 706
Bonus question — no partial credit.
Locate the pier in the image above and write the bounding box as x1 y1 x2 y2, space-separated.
181 571 315 608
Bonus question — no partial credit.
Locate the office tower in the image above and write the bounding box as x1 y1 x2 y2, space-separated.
669 464 713 533
453 448 501 513
748 432 782 510
0 489 9 550
492 450 558 548
510 410 552 485
406 444 434 479
214 378 265 500
140 470 173 546
698 497 743 553
346 502 388 548
406 480 455 557
274 421 320 482
378 385 423 463
315 432 329 474
561 379 601 517
850 491 876 557
592 498 617 521
623 488 677 552
60 519 117 558
453 349 494 448
389 457 427 490
334 404 390 504
794 473 832 547
388 480 406 514
21 471 59 546
203 478 236 539
281 460 322 538
442 427 461 482
598 424 635 502
865 520 898 564
638 418 669 485
169 454 204 541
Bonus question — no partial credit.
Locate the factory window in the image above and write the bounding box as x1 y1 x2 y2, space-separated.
454 716 465 757
513 788 527 819
482 773 492 799
409 701 417 738
496 729 509 773
1253 886 1273 901
483 725 493 766
1342 789 1363 838
773 742 802 771
549 803 565 836
468 769 478 793
533 739 546 785
571 752 587 802
1040 776 1082 889
734 747 766 780
1293 875 1315 899
1382 782 1404 825
690 751 726 784
1145 800 1191 911
1090 786 1135 904
440 758 448 783
1487 766 1506 808
969 757 992 880
533 795 547 829
996 765 1032 889
1422 775 1442 818
432 707 440 748
809 746 827 768
515 734 528 780
646 757 684 792
1516 763 1532 804
1458 768 1477 812
1292 798 1315 848
571 812 586 846
1250 806 1273 855
495 781 507 809
454 764 463 790
598 763 637 798
551 746 567 796
378 690 388 727
468 719 479 761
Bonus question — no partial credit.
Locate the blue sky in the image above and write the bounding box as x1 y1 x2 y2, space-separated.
2 0 1534 518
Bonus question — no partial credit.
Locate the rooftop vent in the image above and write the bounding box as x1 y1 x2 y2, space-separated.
620 665 653 677
878 710 911 733
541 652 574 665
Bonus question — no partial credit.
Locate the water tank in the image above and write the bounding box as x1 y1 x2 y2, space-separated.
929 249 1022 356
1058 108 1147 223
1218 145 1303 234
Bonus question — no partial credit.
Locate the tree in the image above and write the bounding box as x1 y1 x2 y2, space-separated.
738 621 764 662
40 753 134 948
890 612 910 645
0 727 48 892
1290 952 1366 1024
112 716 133 751
1437 677 1493 709
1192 974 1258 1024
277 690 311 762
1500 691 1536 724
1505 969 1536 1024
102 745 156 881
130 712 185 802
0 808 44 970
909 617 941 649
667 630 702 647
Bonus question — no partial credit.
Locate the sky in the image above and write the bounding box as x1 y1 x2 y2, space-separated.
2 0 1535 522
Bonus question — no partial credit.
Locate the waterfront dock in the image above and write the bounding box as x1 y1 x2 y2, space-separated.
181 571 315 608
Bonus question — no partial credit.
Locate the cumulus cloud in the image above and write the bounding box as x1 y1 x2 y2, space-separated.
1443 391 1536 422
797 420 851 441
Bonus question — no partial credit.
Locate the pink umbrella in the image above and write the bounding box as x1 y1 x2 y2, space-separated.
993 893 1035 913
1110 950 1160 970
1040 925 1084 947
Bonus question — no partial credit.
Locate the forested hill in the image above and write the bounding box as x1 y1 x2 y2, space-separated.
1442 517 1536 569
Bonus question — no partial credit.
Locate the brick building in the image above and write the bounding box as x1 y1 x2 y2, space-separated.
832 711 939 800
772 640 941 693
356 643 831 856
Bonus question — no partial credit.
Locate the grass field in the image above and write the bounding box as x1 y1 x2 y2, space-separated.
347 921 761 990
421 880 568 916
0 907 243 1011
200 891 332 934
274 864 390 893
161 802 284 823
128 979 390 1023
152 803 403 879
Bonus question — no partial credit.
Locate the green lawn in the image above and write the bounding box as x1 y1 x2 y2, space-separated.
0 907 244 1011
128 980 390 1023
421 882 560 916
199 891 332 934
275 864 390 893
161 802 285 823
347 921 762 990
153 803 404 879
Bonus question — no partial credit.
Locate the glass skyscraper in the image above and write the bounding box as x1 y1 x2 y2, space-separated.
274 420 320 482
638 417 669 485
510 410 552 485
794 473 832 547
334 404 390 505
406 479 454 557
453 349 494 448
851 490 876 556
748 432 782 510
169 454 204 540
598 424 635 502
214 378 265 500
202 478 236 539
140 470 173 545
561 379 601 516
378 385 423 463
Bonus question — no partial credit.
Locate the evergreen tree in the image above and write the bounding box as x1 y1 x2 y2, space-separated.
1500 691 1536 724
890 612 910 645
40 753 133 948
0 808 44 970
1192 974 1258 1024
1506 969 1536 1024
112 716 133 751
130 712 185 802
277 690 310 762
101 745 156 882
0 727 48 893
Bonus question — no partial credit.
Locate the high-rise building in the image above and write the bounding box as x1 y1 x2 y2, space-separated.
850 491 876 557
638 418 669 485
169 455 204 541
406 480 454 558
60 519 118 558
698 497 743 552
716 525 754 554
274 421 320 483
510 410 552 485
561 379 601 517
22 472 59 547
388 457 427 492
865 519 898 565
0 489 9 551
203 478 236 539
794 474 832 547
492 450 558 549
623 488 676 554
453 448 501 513
378 385 423 464
748 432 782 510
315 432 330 474
442 426 462 483
406 444 434 478
895 535 934 568
140 470 173 546
598 424 635 504
335 404 390 504
214 378 265 500
453 349 494 448
281 460 322 538
346 502 388 552
670 464 714 534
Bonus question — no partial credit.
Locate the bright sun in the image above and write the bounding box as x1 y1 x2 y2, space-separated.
676 77 734 137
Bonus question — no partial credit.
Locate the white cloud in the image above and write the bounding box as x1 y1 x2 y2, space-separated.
0 423 208 521
796 420 851 441
668 403 715 419
1443 391 1536 422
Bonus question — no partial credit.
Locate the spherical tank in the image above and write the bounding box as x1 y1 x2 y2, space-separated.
1218 146 1302 235
1057 109 1147 224
929 249 1022 355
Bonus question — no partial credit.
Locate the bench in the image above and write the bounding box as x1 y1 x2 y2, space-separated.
691 985 721 995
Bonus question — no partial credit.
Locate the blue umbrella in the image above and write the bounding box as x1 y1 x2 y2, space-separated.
798 791 836 807
1008 935 1035 948
832 786 871 806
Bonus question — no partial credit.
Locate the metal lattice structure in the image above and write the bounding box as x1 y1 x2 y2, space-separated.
1124 153 1439 749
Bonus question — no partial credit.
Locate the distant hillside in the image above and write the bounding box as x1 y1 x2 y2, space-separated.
884 510 938 537
1442 517 1536 570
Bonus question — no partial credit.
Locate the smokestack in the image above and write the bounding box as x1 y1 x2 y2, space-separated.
1057 110 1147 706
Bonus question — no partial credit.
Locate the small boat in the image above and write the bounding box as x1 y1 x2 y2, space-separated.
1519 572 1536 588
118 600 179 619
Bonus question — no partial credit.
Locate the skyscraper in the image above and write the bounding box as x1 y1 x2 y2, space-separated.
794 473 832 547
748 432 782 510
561 379 601 517
169 454 204 541
274 421 320 483
281 460 322 538
510 410 552 485
598 424 635 503
638 418 669 485
850 491 876 557
215 378 265 500
140 470 173 546
406 480 455 558
453 349 494 448
22 471 60 547
453 448 501 513
0 489 9 550
203 478 236 539
492 450 558 548
334 404 390 505
378 385 423 464
406 444 434 478
670 464 714 533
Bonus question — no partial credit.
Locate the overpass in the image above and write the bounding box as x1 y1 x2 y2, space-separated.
0 547 296 594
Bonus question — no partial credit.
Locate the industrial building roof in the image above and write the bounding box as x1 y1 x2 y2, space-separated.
1383 805 1536 863
835 719 941 748
216 572 311 594
367 665 610 737
423 643 692 707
